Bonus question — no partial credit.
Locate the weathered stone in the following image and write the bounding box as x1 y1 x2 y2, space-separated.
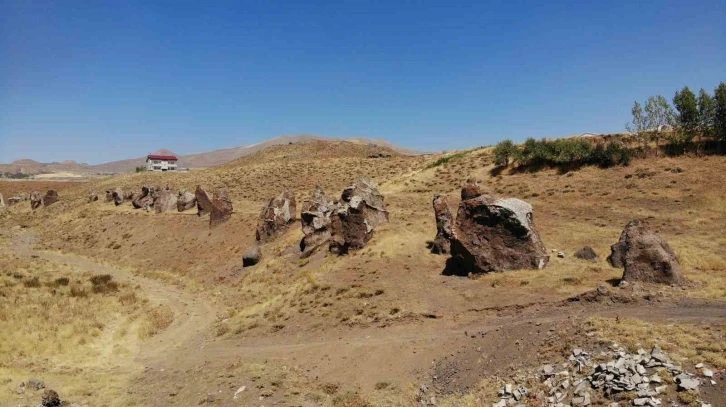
431 195 454 254
88 192 98 203
123 191 134 200
41 389 61 407
111 188 124 206
574 246 598 261
195 185 214 217
27 378 45 390
450 191 548 274
177 190 196 212
461 178 483 200
300 187 334 258
104 189 114 203
153 189 178 213
242 245 261 267
256 189 296 242
30 191 42 210
132 186 154 210
210 189 232 227
608 221 681 285
329 178 389 255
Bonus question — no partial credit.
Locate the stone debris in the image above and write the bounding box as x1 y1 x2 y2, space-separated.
557 251 566 258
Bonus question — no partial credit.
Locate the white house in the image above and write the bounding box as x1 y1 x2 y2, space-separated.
146 154 178 172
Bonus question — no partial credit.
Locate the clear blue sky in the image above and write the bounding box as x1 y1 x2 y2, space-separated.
1 0 724 164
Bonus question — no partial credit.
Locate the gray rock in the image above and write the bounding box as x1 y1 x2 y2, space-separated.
574 246 598 261
28 378 45 390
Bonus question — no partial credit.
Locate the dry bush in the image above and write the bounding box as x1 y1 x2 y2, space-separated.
140 305 174 338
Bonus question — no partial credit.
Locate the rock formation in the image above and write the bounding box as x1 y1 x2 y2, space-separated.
42 190 59 206
195 186 214 217
242 245 261 267
329 178 389 254
177 190 197 212
461 178 484 200
153 189 178 214
88 192 98 203
608 220 681 285
104 189 115 203
574 246 598 261
30 191 42 210
255 189 297 243
300 186 335 257
450 181 548 274
431 194 454 254
132 186 155 210
111 188 125 206
210 188 233 227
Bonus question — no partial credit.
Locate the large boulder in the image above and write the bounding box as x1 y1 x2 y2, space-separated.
450 185 549 274
153 189 178 214
210 189 233 227
608 220 681 285
104 189 115 203
300 187 335 258
30 191 42 210
256 189 297 243
42 190 59 206
177 190 196 212
431 194 454 254
329 178 389 255
195 186 214 217
132 186 154 210
111 188 125 206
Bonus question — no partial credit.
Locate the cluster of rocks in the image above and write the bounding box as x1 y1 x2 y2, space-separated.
433 179 549 274
25 190 59 210
489 346 713 407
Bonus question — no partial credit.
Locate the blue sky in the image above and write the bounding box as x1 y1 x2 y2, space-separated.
1 0 724 164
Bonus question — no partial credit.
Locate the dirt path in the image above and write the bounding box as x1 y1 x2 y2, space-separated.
8 232 218 363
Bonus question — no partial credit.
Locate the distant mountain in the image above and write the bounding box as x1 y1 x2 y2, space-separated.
2 135 424 175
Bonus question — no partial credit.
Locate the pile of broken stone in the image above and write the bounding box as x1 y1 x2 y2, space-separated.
492 346 715 407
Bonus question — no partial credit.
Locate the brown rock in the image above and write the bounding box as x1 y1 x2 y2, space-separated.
431 194 454 254
177 190 196 212
329 178 389 255
132 186 154 210
255 189 296 242
210 189 233 227
195 185 214 217
300 186 335 258
104 189 114 203
574 246 598 261
608 220 681 285
41 389 61 407
30 191 42 210
153 189 178 214
450 192 548 274
88 192 98 203
111 188 124 206
42 190 59 206
461 178 483 200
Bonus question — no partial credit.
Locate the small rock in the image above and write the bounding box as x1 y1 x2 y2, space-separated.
702 369 713 377
27 378 45 390
41 389 61 407
557 251 565 258
695 363 704 369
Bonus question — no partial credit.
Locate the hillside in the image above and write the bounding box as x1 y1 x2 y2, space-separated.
0 159 91 175
1 140 724 407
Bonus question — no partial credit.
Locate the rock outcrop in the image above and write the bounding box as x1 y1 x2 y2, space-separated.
111 188 125 206
177 190 196 212
132 186 154 210
88 192 98 203
608 220 681 285
30 191 42 210
329 178 389 255
210 189 233 227
450 183 548 274
574 246 598 261
195 186 214 217
104 189 114 203
431 195 454 254
461 178 484 200
153 189 178 213
255 189 296 242
42 190 59 206
242 245 261 267
300 187 335 258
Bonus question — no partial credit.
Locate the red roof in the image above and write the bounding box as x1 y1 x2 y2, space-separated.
147 154 178 161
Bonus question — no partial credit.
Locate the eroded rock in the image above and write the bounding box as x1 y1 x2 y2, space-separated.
210 189 232 227
88 192 98 203
30 191 42 210
431 194 454 254
41 389 61 407
300 187 334 257
177 190 196 212
255 189 296 242
153 189 178 214
329 178 389 255
132 186 154 210
195 185 214 217
608 220 681 285
450 189 548 274
574 246 598 261
111 188 124 206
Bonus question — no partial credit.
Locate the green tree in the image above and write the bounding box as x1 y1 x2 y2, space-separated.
714 82 726 144
493 139 518 167
644 95 675 155
673 86 699 143
625 101 647 135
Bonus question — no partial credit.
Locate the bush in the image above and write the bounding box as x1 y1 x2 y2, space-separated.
503 138 630 170
493 139 518 167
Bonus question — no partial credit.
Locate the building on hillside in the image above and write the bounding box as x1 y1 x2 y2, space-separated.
146 154 178 172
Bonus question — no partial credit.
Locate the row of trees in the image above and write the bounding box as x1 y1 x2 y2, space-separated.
493 138 630 169
627 82 726 149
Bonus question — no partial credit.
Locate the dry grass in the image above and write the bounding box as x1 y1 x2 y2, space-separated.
0 252 150 407
139 305 174 338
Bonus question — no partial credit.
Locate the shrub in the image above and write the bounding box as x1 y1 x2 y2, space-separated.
23 277 41 288
493 139 518 167
90 274 113 286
